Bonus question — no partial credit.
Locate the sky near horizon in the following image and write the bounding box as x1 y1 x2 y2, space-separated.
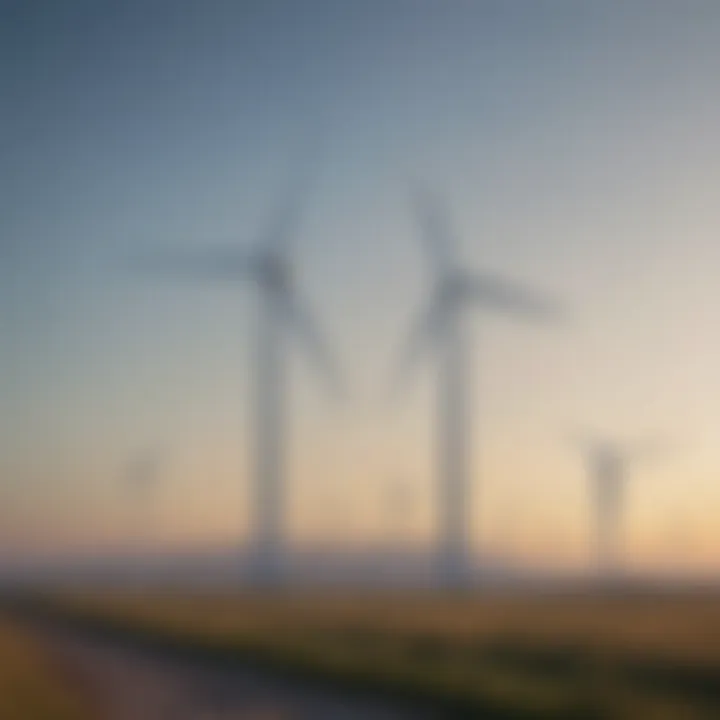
2 1 720 573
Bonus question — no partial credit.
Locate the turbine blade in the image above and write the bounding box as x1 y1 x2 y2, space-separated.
256 187 307 258
411 185 457 272
389 296 445 400
624 435 669 464
460 271 561 320
275 288 342 397
569 428 604 452
128 246 258 282
259 141 327 257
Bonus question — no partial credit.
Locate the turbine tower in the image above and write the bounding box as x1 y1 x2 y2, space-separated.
574 435 662 583
132 178 340 588
393 188 560 590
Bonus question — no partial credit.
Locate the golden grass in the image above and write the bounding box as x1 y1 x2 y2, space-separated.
62 590 720 664
0 614 91 720
37 589 720 718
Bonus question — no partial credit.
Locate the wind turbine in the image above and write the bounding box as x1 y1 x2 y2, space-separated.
392 188 561 590
131 177 340 588
124 448 162 551
573 434 664 583
385 477 415 548
126 448 161 495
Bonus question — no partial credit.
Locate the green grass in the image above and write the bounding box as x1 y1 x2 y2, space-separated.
0 614 91 720
15 589 720 719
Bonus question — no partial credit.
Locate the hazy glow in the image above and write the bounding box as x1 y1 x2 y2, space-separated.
2 2 720 575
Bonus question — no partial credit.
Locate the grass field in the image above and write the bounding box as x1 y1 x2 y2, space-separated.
27 588 720 719
0 613 90 720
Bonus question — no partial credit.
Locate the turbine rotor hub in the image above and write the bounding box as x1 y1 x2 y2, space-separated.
595 446 623 482
257 252 292 293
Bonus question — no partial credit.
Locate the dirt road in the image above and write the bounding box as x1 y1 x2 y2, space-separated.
48 627 427 720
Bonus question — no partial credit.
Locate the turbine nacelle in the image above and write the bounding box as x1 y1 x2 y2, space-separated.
253 250 294 296
593 445 624 483
574 433 667 479
433 270 470 313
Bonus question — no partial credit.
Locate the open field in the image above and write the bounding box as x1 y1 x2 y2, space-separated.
0 613 90 720
10 589 720 719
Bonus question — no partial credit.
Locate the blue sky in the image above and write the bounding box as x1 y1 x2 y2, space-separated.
2 1 720 571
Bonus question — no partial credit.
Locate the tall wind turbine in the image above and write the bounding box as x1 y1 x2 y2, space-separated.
573 434 663 583
131 178 340 588
393 189 561 589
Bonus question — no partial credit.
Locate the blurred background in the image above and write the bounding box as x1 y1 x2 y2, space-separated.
2 0 720 582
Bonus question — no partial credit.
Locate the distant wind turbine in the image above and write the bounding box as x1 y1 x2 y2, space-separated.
573 434 664 582
124 448 163 550
130 172 340 588
392 188 561 589
386 477 415 547
126 448 161 496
